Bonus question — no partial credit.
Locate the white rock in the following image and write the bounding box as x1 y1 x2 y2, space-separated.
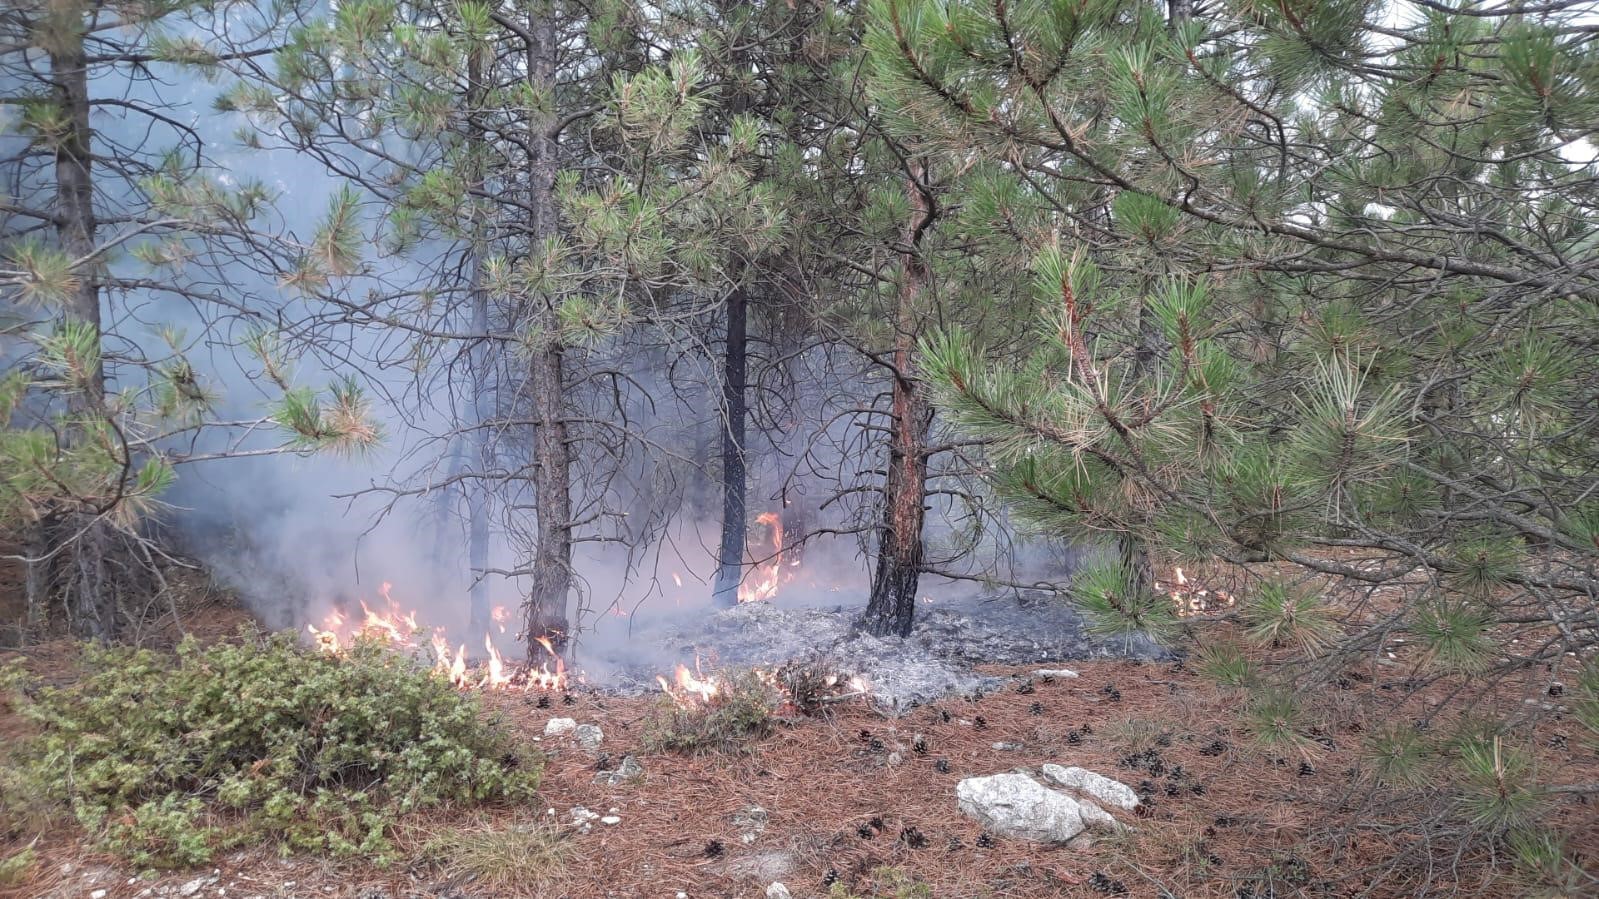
91 891 108 899
177 877 214 898
573 723 604 749
543 717 577 736
1039 764 1140 811
1075 798 1120 832
1033 668 1080 679
570 806 599 824
955 773 1095 843
600 815 621 825
766 884 793 899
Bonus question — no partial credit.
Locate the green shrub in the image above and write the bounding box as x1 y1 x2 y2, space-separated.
0 845 36 888
641 669 776 753
10 629 540 867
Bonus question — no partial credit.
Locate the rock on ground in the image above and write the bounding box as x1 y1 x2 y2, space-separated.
593 754 644 785
1040 764 1141 811
573 723 603 750
543 717 577 736
955 772 1115 844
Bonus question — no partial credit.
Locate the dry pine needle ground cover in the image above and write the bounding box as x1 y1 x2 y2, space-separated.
3 647 1596 899
1 554 1596 899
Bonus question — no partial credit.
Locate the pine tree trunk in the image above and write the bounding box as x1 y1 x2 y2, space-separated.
862 169 933 638
50 9 116 641
23 520 51 631
465 47 493 639
522 1 571 658
712 282 748 606
711 3 754 608
775 259 810 570
1118 531 1153 599
51 12 102 409
466 258 493 637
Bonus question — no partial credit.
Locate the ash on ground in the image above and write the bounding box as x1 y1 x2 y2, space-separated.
588 589 1169 713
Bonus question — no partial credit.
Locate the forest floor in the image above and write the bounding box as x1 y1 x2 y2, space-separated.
2 565 1597 899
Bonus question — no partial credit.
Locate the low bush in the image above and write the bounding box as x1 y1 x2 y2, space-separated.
3 629 539 867
641 669 777 753
0 845 36 888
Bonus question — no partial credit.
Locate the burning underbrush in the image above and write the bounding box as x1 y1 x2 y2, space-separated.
304 583 568 692
643 657 876 754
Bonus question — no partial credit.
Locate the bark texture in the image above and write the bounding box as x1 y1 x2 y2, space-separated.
711 280 748 606
465 46 493 638
862 168 935 638
522 1 572 658
711 2 755 607
48 5 117 640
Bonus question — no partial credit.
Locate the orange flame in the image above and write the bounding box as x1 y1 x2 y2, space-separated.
738 512 784 603
1160 566 1235 617
659 662 720 706
311 586 568 692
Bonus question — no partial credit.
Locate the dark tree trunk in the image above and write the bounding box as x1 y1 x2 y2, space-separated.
774 257 810 569
712 282 748 606
24 523 49 630
51 18 102 406
522 2 571 659
465 48 493 639
862 168 934 638
50 12 116 641
711 1 754 608
1118 530 1154 599
466 260 493 637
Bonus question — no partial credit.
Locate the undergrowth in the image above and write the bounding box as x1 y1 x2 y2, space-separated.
641 669 777 753
420 820 570 893
0 629 540 868
827 866 932 898
0 845 36 888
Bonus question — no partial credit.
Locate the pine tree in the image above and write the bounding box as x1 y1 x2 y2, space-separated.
869 0 1599 871
0 0 378 639
256 0 788 653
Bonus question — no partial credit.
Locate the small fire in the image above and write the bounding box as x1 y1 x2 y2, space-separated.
657 662 720 706
1156 566 1235 617
737 512 785 603
654 657 869 711
308 585 567 692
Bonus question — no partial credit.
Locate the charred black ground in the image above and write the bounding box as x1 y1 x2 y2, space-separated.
584 588 1171 711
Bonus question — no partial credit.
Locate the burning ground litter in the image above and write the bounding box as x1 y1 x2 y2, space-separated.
584 586 1172 713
